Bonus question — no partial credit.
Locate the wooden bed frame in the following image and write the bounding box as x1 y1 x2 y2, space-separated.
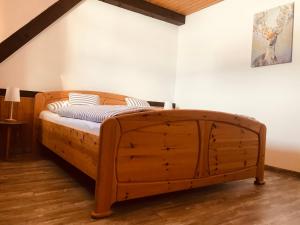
33 91 266 219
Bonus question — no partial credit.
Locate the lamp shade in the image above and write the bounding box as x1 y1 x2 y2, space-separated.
5 87 20 102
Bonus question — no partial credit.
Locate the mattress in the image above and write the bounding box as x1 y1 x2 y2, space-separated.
39 111 101 136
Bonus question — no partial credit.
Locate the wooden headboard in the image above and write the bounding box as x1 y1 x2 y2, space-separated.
33 90 127 123
35 90 127 111
32 90 127 153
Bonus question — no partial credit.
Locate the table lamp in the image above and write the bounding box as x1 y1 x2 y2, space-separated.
4 87 20 121
164 101 173 110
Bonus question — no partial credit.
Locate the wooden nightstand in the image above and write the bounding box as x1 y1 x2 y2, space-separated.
0 120 28 160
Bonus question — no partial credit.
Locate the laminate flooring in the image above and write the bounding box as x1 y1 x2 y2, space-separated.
1 154 300 225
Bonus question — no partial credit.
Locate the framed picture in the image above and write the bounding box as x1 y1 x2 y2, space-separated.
251 3 294 68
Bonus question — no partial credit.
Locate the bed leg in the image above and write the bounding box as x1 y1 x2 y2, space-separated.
91 118 119 219
91 206 112 219
255 125 266 186
254 162 265 185
254 157 265 185
90 178 114 219
254 166 265 185
254 177 265 185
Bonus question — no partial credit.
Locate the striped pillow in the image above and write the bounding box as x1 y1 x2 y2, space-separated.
125 97 150 107
57 105 153 123
47 100 70 113
69 93 100 106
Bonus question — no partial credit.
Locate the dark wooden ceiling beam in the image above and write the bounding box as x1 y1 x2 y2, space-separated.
0 0 184 63
99 0 185 26
0 0 82 63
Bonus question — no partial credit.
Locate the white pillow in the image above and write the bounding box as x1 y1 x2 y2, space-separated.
125 97 150 107
69 93 100 105
47 100 70 113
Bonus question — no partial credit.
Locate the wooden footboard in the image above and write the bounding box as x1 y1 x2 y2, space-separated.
92 110 266 218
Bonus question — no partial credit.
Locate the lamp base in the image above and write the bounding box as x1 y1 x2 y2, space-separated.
5 118 17 122
5 101 17 122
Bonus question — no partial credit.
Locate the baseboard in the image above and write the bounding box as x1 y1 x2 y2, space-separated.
265 165 300 177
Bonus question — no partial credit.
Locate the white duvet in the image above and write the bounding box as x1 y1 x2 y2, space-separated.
56 105 152 123
40 111 101 135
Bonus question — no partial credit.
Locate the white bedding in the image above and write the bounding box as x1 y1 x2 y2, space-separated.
40 111 101 136
56 105 152 123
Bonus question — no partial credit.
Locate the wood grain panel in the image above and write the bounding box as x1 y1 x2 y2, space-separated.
99 0 185 25
145 0 223 15
117 121 200 182
117 110 262 134
208 122 259 175
117 167 256 201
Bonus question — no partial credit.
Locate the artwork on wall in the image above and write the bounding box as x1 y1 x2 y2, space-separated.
251 3 294 68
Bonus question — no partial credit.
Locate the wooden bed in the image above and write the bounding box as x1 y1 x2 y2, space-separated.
33 91 266 219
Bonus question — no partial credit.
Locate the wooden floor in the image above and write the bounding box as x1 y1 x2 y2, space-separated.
1 154 300 225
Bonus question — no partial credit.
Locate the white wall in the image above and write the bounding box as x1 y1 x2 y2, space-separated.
0 0 178 102
0 0 58 42
1 0 299 172
175 0 300 172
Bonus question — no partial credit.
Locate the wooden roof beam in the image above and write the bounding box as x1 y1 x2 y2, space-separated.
99 0 185 26
0 0 185 63
0 0 82 63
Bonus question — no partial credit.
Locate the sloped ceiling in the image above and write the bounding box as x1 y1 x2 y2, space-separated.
145 0 223 15
0 0 223 63
0 0 58 42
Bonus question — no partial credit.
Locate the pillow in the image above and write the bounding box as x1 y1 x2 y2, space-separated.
47 100 70 113
69 93 100 106
125 97 150 107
